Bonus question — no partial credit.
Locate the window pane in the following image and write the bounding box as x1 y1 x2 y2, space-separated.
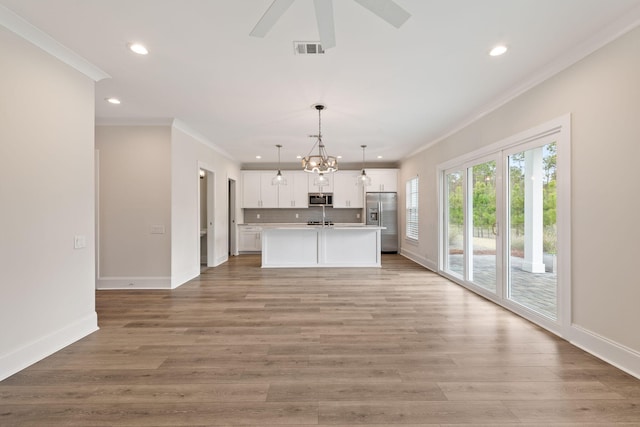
445 171 464 277
508 142 557 319
470 160 497 292
406 177 419 240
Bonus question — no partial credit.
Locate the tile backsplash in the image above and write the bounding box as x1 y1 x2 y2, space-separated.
243 208 363 224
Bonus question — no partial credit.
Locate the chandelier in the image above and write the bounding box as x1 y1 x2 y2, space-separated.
302 104 338 174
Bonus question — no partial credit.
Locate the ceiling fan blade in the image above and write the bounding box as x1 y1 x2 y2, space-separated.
250 0 295 37
352 0 411 28
314 0 336 49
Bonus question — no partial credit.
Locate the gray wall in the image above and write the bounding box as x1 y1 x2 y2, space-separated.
400 25 640 374
171 125 242 287
0 26 97 379
96 126 172 282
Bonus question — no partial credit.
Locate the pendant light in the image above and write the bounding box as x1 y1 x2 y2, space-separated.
357 145 371 186
302 104 338 174
272 144 287 185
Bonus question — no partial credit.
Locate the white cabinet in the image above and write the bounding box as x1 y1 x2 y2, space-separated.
367 169 398 192
308 173 334 193
332 170 364 208
238 226 262 252
241 171 278 208
278 171 309 208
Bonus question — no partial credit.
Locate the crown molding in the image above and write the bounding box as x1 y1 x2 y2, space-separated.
405 5 640 160
172 119 236 162
95 118 173 126
0 4 109 82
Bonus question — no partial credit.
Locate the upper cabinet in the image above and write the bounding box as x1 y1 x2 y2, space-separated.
366 169 399 192
308 173 334 193
333 171 363 208
242 170 309 209
278 171 309 208
242 169 397 208
241 171 279 208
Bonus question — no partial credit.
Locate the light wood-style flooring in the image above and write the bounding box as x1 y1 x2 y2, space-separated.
2 254 640 426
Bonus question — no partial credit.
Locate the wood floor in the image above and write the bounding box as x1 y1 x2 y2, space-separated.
2 254 640 426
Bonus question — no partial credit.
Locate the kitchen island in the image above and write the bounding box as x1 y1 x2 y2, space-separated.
261 225 384 268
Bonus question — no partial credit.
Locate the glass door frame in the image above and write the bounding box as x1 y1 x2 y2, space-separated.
437 115 571 337
441 153 503 299
501 134 561 326
442 168 466 281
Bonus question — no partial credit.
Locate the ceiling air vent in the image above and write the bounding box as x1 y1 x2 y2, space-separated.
294 41 325 55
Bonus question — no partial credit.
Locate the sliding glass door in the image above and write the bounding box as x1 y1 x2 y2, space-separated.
470 160 498 293
506 141 557 319
444 170 464 279
443 159 498 293
440 125 565 325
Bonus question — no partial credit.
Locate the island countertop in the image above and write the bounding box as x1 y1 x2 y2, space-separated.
239 223 380 228
260 226 383 268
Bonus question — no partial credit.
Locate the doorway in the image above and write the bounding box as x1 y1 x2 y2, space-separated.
228 178 237 256
198 167 215 271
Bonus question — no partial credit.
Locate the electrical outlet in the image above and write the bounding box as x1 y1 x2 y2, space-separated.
257 214 260 219
356 213 360 219
151 225 165 234
295 213 299 218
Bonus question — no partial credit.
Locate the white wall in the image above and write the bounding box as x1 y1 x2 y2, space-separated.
0 27 98 380
400 25 640 375
95 126 172 289
171 125 241 288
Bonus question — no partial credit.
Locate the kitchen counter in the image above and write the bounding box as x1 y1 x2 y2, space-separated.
261 225 384 268
239 223 368 227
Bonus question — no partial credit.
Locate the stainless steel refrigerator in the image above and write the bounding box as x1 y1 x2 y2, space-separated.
366 192 398 253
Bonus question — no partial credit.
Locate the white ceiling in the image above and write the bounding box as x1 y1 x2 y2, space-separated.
2 0 640 167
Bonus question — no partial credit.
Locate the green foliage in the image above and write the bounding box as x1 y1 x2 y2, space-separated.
447 172 464 226
446 143 557 253
472 161 496 230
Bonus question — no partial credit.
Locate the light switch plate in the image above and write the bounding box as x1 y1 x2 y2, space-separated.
74 235 86 249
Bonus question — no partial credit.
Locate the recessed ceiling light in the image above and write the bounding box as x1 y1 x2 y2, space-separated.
377 155 383 159
128 43 148 55
256 155 262 159
337 155 343 159
105 97 121 105
489 45 508 57
296 155 302 159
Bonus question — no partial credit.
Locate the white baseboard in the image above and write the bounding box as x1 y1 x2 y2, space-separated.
96 276 171 290
569 324 640 380
171 269 198 289
399 247 640 380
0 312 98 381
400 247 437 272
214 254 228 267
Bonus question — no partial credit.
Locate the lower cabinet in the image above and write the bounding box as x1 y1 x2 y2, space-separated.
238 226 262 252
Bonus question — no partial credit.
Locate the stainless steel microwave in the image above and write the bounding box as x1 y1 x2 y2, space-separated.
308 193 333 206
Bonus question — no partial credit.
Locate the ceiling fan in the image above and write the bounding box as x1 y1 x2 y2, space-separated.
250 0 411 50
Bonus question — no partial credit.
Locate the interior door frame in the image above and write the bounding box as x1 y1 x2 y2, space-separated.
197 161 216 269
228 178 237 256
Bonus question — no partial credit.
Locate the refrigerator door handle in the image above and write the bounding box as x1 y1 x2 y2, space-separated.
378 201 382 226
